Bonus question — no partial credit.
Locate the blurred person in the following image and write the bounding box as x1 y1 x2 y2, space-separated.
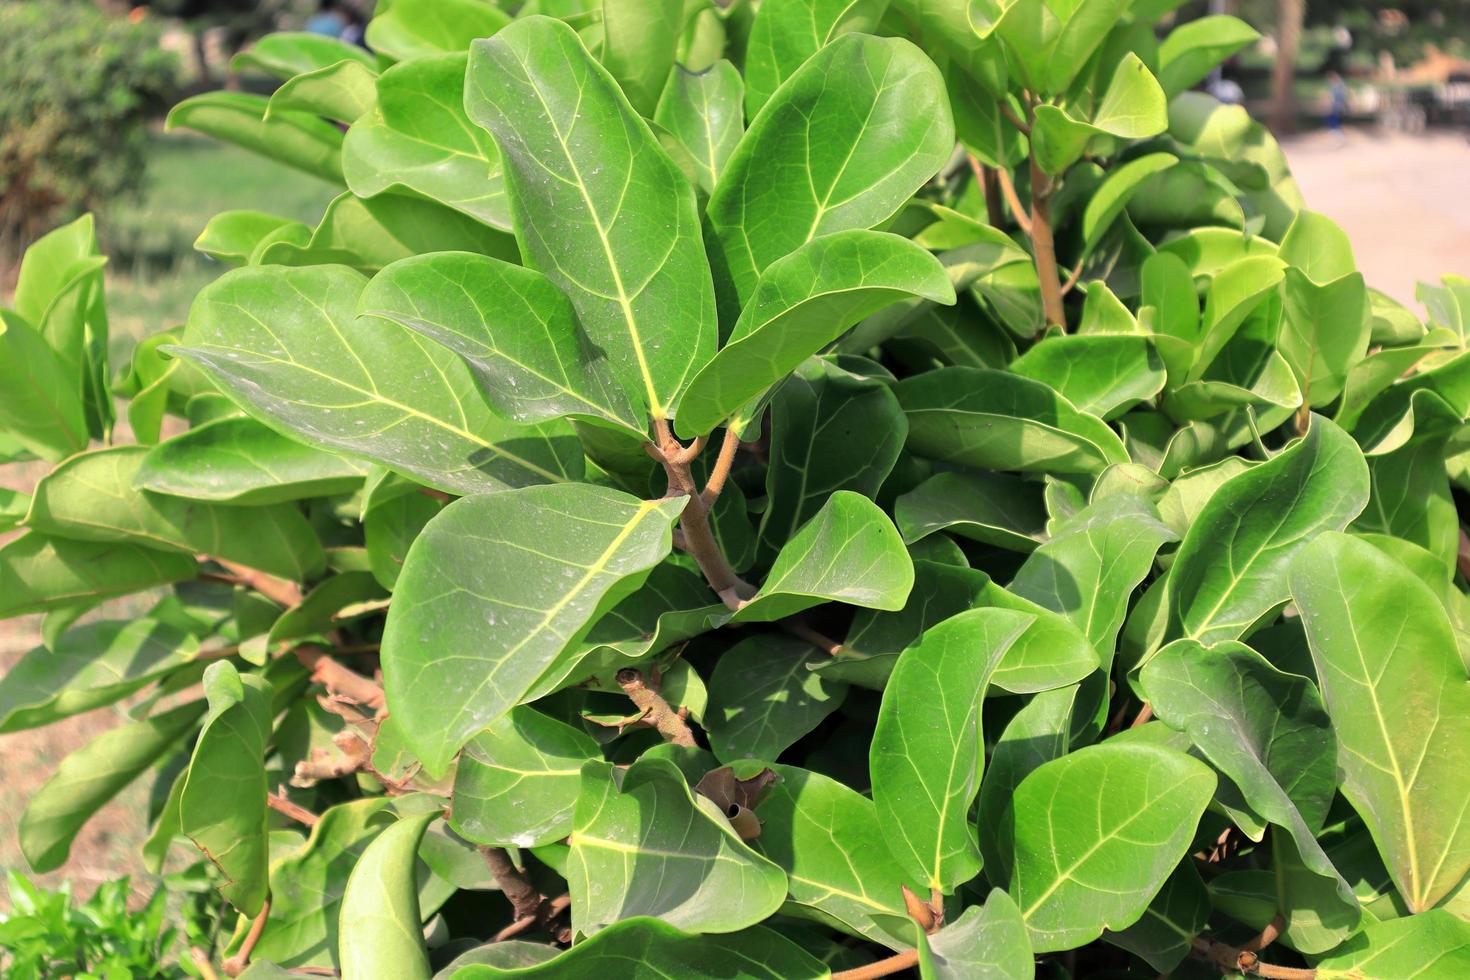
1327 71 1349 145
305 1 347 37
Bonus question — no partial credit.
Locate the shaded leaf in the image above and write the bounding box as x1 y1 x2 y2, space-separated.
337 812 436 980
707 636 847 763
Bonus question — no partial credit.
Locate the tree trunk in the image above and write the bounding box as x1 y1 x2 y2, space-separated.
1271 0 1304 134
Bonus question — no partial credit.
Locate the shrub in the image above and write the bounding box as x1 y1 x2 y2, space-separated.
3 1 1470 977
0 1 177 263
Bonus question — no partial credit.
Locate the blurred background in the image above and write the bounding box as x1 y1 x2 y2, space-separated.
0 0 1467 909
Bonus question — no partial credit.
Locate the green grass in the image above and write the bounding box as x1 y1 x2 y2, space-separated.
102 132 339 354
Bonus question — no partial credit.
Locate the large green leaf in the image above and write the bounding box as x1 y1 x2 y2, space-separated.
0 619 198 733
733 491 913 622
1102 860 1210 972
918 890 1033 980
28 446 325 581
20 700 204 873
381 485 684 776
1029 54 1168 175
1081 153 1179 258
743 0 889 118
0 310 88 462
450 706 600 849
342 53 509 229
1290 532 1470 912
135 416 369 505
1157 16 1260 100
0 533 198 618
359 252 643 436
706 636 847 763
1277 211 1370 408
167 92 345 183
180 662 272 916
568 757 787 934
895 472 1047 554
466 15 716 420
337 812 436 980
705 33 953 313
232 31 376 80
1169 416 1368 644
1010 743 1215 952
993 0 1132 96
599 0 682 117
445 917 828 979
897 367 1130 475
1314 910 1470 978
173 264 582 497
1010 335 1166 421
1354 394 1461 574
752 765 913 948
678 232 951 437
365 0 510 61
268 60 377 124
654 61 745 195
871 608 1033 893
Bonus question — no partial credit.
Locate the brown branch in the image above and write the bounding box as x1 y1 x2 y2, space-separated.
1242 914 1286 953
1457 529 1470 582
1028 157 1066 330
191 949 221 980
649 422 754 609
267 788 319 827
221 897 271 977
1060 255 1086 295
209 559 303 608
482 848 570 943
833 949 920 980
493 893 572 943
617 668 697 747
997 98 1031 134
781 618 844 656
701 428 741 506
1130 703 1154 728
294 644 384 709
1190 935 1315 979
992 164 1033 235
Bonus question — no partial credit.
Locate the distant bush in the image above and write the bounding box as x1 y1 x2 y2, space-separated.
0 2 177 264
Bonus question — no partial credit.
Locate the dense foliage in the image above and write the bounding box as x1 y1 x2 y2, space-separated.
0 1 177 262
4 0 1470 977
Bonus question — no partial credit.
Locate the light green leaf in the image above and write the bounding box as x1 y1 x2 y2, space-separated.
359 251 642 435
268 60 378 124
1157 16 1260 99
343 53 508 229
895 472 1047 554
1170 416 1368 644
195 211 305 267
365 0 510 61
1314 910 1470 978
1354 393 1461 574
20 700 204 873
466 15 716 420
1010 743 1215 952
918 889 1033 980
28 445 324 581
1010 335 1166 420
871 608 1034 893
706 32 954 313
707 636 847 763
897 367 1131 475
1029 54 1167 174
338 812 437 980
654 61 745 195
0 533 198 618
743 0 889 118
994 0 1132 96
599 0 682 117
231 31 375 80
1081 153 1178 258
381 485 684 776
678 232 952 438
181 662 272 915
174 264 581 497
568 757 787 934
167 92 345 183
1280 259 1369 409
0 309 89 462
734 491 913 622
752 765 913 948
450 706 600 849
1290 532 1470 912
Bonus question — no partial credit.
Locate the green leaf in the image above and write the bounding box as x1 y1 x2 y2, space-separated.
28 446 326 581
756 357 908 558
365 0 510 61
338 812 437 980
897 367 1130 475
1278 215 1370 408
0 309 89 462
0 533 198 618
895 472 1048 554
268 60 378 124
1354 394 1461 574
1158 16 1260 100
359 252 643 436
871 608 1034 893
20 700 204 873
743 0 889 118
1351 348 1470 455
180 662 272 915
445 917 828 979
195 211 305 267
918 889 1033 980
136 416 369 505
450 706 600 849
1010 743 1215 952
382 485 684 776
466 15 716 420
174 264 581 497
1029 54 1168 175
654 62 745 195
1010 335 1166 420
1290 532 1470 912
568 757 787 934
678 232 952 438
734 491 913 622
706 33 954 313
343 53 508 230
599 0 683 117
1081 153 1178 258
232 31 376 80
1170 416 1368 645
1103 860 1210 972
1314 910 1470 978
706 636 847 763
994 0 1132 96
268 572 388 646
0 619 198 733
167 92 345 183
752 765 913 948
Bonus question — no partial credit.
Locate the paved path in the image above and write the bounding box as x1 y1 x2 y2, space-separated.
1283 128 1470 307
